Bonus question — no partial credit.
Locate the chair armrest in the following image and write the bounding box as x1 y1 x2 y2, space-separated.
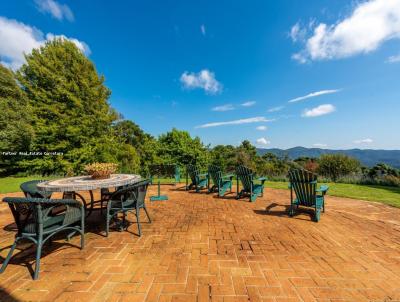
3 197 82 206
317 185 329 194
222 174 234 180
198 173 208 178
257 177 267 183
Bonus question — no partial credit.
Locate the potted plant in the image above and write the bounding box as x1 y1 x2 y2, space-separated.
84 163 118 179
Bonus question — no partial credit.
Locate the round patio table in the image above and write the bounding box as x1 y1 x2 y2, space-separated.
37 174 141 216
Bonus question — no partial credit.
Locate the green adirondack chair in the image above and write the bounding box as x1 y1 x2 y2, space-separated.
186 164 208 192
236 165 267 202
208 165 233 197
288 169 329 222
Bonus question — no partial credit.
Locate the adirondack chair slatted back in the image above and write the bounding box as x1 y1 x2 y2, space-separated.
236 165 253 192
289 169 317 207
208 165 222 186
187 164 200 184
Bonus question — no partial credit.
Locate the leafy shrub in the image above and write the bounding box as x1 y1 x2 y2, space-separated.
317 154 361 182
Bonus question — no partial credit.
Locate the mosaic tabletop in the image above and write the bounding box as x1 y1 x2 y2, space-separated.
37 174 141 192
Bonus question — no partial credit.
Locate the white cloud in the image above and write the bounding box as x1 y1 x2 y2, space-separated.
200 24 206 36
196 117 273 129
268 106 284 112
292 0 400 62
256 125 268 131
288 89 340 103
313 143 328 148
35 0 74 22
46 34 90 54
0 16 89 70
180 69 222 94
289 22 307 43
386 54 400 63
256 137 270 146
302 104 336 118
212 104 235 112
241 101 256 107
354 138 373 144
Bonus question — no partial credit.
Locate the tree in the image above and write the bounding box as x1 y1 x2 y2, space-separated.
259 152 291 176
0 64 33 175
235 140 258 170
113 120 159 175
157 128 209 167
210 145 237 172
317 154 361 181
16 38 119 174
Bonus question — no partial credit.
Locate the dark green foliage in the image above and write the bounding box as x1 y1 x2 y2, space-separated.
0 64 33 175
235 140 258 170
317 154 361 182
157 128 209 167
113 120 158 175
16 39 120 174
209 145 236 172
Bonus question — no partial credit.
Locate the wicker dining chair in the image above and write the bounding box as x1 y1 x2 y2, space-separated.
105 180 151 237
0 197 85 280
20 180 52 199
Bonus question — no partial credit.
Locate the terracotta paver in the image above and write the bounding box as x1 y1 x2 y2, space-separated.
1 184 400 302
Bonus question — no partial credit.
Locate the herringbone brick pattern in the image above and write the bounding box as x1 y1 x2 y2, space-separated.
1 185 400 302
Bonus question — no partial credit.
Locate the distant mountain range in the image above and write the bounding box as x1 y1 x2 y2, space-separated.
257 147 400 168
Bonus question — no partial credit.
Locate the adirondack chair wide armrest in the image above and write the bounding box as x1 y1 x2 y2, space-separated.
257 177 267 183
316 185 329 195
198 173 208 177
222 174 234 180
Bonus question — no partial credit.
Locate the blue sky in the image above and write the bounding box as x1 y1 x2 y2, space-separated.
1 0 400 149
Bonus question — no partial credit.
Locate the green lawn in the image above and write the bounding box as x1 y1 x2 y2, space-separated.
1 176 399 208
266 181 400 208
0 176 58 194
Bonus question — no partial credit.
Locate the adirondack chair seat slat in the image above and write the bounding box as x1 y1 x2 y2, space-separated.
292 195 324 208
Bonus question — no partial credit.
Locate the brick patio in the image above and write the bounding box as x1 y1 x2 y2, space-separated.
1 185 400 302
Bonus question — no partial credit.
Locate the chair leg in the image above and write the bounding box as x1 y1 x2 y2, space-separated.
136 208 142 237
315 208 321 222
144 207 151 223
289 204 295 217
121 213 126 231
81 217 85 249
106 213 110 237
0 239 19 273
33 240 42 280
